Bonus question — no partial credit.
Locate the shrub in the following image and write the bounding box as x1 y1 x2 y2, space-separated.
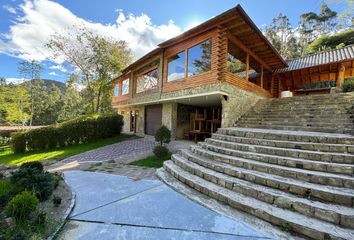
11 113 124 153
11 132 26 153
153 145 169 159
10 167 55 201
155 125 171 146
20 161 43 172
53 195 62 207
342 78 354 92
6 191 39 223
0 179 13 207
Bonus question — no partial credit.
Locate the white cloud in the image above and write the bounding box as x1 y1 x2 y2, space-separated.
48 71 57 76
6 77 29 84
3 5 17 14
0 0 182 63
49 64 67 73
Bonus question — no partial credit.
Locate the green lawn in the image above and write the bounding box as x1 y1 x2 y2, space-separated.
129 153 172 168
0 134 135 166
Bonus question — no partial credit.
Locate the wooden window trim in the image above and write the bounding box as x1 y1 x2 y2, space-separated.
165 38 213 83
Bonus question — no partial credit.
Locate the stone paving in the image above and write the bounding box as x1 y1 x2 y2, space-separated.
58 171 274 240
48 136 194 180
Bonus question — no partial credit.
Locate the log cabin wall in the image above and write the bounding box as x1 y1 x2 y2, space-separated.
275 59 354 93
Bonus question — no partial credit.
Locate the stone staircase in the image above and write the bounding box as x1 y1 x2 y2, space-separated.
157 93 354 240
235 93 354 134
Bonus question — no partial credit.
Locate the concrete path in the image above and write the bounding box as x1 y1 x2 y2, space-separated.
58 171 275 240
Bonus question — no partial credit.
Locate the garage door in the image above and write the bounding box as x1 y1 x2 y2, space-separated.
145 104 162 135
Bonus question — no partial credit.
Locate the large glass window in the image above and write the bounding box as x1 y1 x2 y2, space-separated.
136 68 158 93
122 79 129 95
188 39 212 76
167 51 185 82
114 85 119 97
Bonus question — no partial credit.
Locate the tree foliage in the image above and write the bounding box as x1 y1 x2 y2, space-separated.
306 29 354 53
47 27 133 114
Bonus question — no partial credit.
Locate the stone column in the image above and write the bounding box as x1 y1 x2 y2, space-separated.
162 102 177 139
336 63 345 88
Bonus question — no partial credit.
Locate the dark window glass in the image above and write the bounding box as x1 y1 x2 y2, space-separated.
167 51 185 82
188 39 212 76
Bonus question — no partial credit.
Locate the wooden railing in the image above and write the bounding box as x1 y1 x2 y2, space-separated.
224 71 272 98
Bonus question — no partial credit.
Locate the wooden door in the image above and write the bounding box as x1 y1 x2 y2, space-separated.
145 104 162 135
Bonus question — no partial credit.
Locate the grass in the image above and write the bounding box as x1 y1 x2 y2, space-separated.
129 153 172 168
0 134 135 166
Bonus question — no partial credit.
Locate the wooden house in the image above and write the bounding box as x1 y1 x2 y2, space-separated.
111 4 354 139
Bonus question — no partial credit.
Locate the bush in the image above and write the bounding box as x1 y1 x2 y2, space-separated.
155 125 171 146
0 179 13 207
342 78 354 92
20 161 43 172
10 167 55 201
6 191 39 223
11 113 124 153
11 132 26 153
153 145 169 159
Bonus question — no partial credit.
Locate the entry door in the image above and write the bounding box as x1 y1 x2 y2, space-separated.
145 104 162 135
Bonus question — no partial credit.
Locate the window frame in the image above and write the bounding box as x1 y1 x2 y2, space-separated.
135 66 159 94
165 38 212 83
113 84 120 97
121 78 130 95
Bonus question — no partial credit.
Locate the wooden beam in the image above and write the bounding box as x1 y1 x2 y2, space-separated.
245 53 249 81
227 32 271 71
260 65 264 88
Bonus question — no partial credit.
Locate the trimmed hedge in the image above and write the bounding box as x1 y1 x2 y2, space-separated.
12 113 123 153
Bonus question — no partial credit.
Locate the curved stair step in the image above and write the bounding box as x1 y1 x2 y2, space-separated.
170 153 354 229
180 149 354 206
205 138 354 165
196 144 354 188
162 160 354 240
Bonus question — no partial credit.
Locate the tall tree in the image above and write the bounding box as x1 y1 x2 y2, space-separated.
47 27 133 114
59 74 84 121
0 85 30 126
18 60 43 126
264 14 300 58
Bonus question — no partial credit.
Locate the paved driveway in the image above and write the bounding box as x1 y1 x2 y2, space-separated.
58 171 274 240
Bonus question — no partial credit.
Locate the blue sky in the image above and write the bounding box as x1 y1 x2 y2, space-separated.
0 0 349 83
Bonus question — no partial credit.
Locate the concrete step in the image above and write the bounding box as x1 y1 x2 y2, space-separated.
179 148 354 206
195 144 354 188
238 116 352 123
205 138 354 176
205 138 354 171
169 154 354 229
235 124 354 134
218 127 354 145
161 161 354 240
236 120 353 128
211 133 354 155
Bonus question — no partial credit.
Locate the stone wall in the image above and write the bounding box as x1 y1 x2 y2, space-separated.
220 83 264 127
117 106 145 136
162 102 177 139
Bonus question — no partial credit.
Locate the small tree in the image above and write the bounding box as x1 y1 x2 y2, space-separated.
155 125 171 146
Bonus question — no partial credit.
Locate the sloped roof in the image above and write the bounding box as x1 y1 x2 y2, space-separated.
274 45 354 73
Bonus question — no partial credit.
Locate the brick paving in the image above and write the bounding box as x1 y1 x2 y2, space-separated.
48 136 194 180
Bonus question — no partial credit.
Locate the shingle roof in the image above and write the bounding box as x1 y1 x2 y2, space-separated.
274 45 354 73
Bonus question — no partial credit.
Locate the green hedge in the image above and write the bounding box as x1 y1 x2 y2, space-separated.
12 114 123 153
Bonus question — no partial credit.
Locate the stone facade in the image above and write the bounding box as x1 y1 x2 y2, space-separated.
162 103 178 138
116 82 265 138
220 83 264 127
